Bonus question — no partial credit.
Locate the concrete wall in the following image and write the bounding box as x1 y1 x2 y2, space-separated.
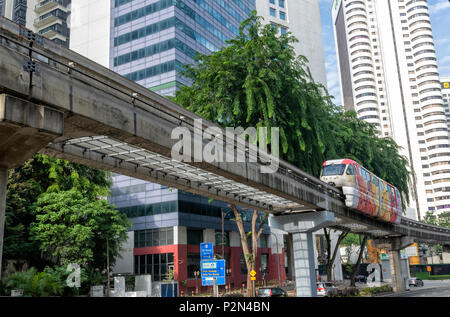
70 0 111 67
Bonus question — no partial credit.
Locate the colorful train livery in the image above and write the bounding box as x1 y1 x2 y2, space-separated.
320 159 402 224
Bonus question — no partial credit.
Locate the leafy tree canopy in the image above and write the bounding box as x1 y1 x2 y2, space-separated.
30 190 130 270
175 13 334 177
4 154 117 268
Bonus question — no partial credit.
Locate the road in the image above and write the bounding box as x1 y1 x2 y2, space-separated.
380 280 450 297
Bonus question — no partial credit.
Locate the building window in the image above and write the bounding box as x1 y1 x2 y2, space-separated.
187 253 201 279
187 229 203 245
261 254 269 273
215 231 230 247
134 228 174 248
279 11 286 20
280 27 288 35
270 8 276 17
134 253 174 281
279 0 285 8
259 234 269 248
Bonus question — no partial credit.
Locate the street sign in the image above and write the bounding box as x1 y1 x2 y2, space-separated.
250 269 256 281
201 259 226 286
200 243 214 260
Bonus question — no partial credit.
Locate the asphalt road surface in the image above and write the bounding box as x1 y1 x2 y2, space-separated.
380 280 450 297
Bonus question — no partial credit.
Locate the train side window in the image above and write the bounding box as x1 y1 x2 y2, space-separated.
346 165 355 175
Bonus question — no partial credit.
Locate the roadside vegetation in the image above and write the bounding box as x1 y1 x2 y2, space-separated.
1 155 130 296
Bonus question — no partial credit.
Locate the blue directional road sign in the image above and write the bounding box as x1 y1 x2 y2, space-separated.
201 259 226 286
200 243 214 260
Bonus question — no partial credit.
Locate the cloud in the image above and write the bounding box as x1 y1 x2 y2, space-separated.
429 2 450 14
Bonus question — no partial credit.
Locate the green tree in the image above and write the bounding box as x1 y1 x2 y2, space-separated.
4 154 114 268
175 13 333 177
422 211 449 262
424 210 450 228
29 190 130 271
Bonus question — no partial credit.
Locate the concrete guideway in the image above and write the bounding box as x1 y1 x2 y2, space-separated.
0 17 450 295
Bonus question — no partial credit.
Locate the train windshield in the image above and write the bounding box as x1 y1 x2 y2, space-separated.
322 164 346 176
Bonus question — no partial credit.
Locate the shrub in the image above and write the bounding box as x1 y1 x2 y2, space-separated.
360 284 392 296
3 268 64 297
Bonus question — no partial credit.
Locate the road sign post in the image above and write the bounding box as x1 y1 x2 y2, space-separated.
201 259 226 287
213 278 218 297
250 269 257 297
200 243 214 260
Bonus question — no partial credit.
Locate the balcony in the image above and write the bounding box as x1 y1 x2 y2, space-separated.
34 15 61 28
35 0 63 14
34 8 66 28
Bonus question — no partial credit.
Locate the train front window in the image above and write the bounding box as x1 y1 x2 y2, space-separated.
322 164 346 176
346 165 356 175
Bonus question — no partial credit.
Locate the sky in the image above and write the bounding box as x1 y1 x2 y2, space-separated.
318 0 450 105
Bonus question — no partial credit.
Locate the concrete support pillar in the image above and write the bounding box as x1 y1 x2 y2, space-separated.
373 236 414 293
0 168 7 280
388 250 403 293
269 211 335 297
292 231 317 297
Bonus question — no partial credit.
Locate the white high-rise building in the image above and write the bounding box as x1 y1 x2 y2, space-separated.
0 0 71 46
442 78 450 131
332 0 450 220
255 0 327 86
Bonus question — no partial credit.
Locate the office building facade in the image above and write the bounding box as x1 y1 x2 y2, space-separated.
255 0 327 86
332 0 450 219
109 0 255 95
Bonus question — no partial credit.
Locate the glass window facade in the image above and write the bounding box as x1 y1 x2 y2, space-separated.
111 0 255 95
134 228 174 248
118 200 178 218
187 253 201 279
186 228 203 245
134 253 174 281
0 0 5 17
215 231 230 247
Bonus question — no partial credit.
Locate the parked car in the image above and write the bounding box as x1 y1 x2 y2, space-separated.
409 277 424 287
355 274 367 283
317 282 338 297
257 287 288 297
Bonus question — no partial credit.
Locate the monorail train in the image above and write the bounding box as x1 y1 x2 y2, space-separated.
320 159 402 224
